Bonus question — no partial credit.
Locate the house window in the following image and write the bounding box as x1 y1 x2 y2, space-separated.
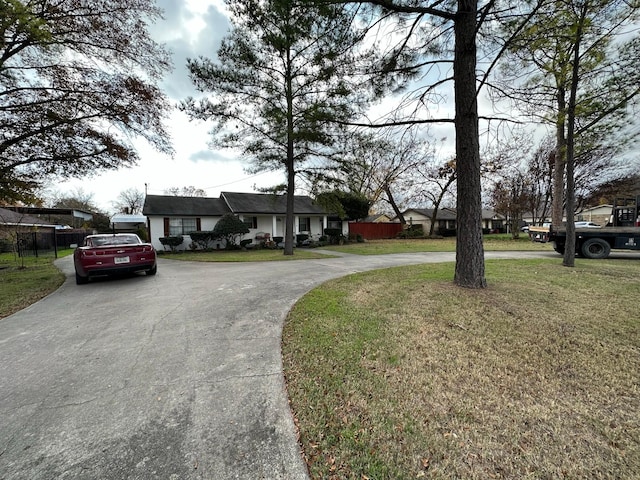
242 216 258 229
169 218 197 235
299 217 311 232
328 220 341 229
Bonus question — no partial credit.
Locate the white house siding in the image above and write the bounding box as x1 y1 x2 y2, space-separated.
148 216 165 250
149 213 331 250
148 216 225 251
245 215 328 242
406 214 431 232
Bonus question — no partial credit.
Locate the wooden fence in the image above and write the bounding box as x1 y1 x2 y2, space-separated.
348 222 403 240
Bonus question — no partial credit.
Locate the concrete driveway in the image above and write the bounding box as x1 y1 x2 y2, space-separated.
0 250 554 479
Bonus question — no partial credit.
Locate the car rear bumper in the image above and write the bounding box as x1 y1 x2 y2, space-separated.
79 262 156 278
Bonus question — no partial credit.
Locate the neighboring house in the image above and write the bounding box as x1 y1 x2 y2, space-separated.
523 205 612 227
0 207 56 230
396 208 505 235
575 204 612 226
142 192 342 251
400 208 458 235
362 213 392 223
0 206 93 228
522 212 551 226
481 209 506 232
0 207 58 252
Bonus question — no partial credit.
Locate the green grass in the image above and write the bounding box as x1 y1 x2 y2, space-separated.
0 249 72 319
158 248 337 262
322 234 549 255
159 235 548 261
282 258 640 479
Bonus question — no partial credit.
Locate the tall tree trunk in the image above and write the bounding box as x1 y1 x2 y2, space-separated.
563 3 588 267
552 88 566 228
284 158 295 255
453 0 486 288
284 41 295 256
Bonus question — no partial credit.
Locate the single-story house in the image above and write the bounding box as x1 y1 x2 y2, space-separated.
575 204 612 226
397 207 505 235
362 213 392 223
481 209 507 232
523 204 613 228
401 208 457 235
0 207 58 252
0 206 93 228
142 191 344 251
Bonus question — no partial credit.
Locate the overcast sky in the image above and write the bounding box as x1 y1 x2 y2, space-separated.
49 1 639 214
51 0 285 213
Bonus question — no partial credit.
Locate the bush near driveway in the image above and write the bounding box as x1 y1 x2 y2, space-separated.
283 259 640 479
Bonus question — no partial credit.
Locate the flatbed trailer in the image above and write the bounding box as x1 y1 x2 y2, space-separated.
541 226 640 258
530 197 640 259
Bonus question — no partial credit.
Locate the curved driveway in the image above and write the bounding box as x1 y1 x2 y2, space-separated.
0 250 554 479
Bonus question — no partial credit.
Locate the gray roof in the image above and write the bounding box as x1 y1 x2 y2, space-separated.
142 195 231 216
143 192 328 217
403 208 505 221
405 208 457 220
221 192 326 215
481 209 505 220
0 207 56 227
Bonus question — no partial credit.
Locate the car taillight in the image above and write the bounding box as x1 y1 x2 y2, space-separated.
82 250 94 257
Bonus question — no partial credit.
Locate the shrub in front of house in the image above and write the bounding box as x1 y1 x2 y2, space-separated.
396 225 425 239
188 231 217 250
212 213 250 249
324 228 346 245
159 236 184 252
348 233 364 243
296 233 309 246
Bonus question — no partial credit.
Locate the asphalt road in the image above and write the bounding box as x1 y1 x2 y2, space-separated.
0 250 556 479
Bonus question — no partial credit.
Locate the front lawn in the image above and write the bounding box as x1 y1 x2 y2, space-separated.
283 258 640 479
158 248 336 262
0 250 72 319
321 234 549 255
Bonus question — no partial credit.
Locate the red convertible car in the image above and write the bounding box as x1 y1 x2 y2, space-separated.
74 234 157 285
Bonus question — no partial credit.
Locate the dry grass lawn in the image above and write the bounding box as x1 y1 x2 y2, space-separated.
0 251 67 319
282 259 640 479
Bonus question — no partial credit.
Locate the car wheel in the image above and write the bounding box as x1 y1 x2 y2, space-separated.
75 271 89 285
552 242 565 255
581 238 611 259
147 265 157 276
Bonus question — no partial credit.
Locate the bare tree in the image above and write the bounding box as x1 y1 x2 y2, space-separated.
495 0 640 266
49 188 98 212
414 158 458 237
164 186 208 197
314 129 437 224
113 188 145 214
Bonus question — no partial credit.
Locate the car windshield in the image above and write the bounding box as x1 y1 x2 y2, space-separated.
88 235 140 247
